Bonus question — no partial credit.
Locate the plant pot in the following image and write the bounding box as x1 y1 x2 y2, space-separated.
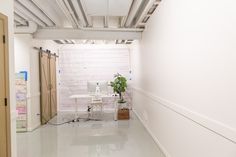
117 101 129 120
117 101 127 108
114 101 129 121
118 108 130 120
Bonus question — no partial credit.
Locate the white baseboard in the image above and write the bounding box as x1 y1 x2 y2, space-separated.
27 122 41 132
133 109 171 157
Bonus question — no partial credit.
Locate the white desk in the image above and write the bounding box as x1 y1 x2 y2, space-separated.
70 94 114 99
69 94 117 120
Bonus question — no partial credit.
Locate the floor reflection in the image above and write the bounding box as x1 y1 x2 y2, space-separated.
17 112 165 157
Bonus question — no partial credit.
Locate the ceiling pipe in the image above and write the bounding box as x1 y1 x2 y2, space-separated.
134 0 160 27
79 0 93 26
71 40 76 43
56 0 77 28
32 0 63 27
14 13 27 25
105 0 109 28
14 9 29 21
57 0 144 32
71 0 87 27
120 16 127 27
30 0 56 26
15 21 38 34
15 1 46 27
17 0 55 27
63 0 81 27
14 20 21 26
104 16 108 28
119 0 134 28
125 0 144 27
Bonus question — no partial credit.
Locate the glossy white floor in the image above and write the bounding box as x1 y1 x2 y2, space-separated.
17 112 165 157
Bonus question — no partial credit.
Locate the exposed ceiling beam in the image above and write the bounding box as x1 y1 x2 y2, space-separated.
63 0 80 27
54 40 64 44
56 0 143 31
120 16 127 27
14 1 46 27
32 0 63 27
33 28 142 40
56 0 77 28
15 21 38 34
71 0 87 27
14 13 27 25
71 40 76 44
14 20 21 26
138 22 146 26
135 0 160 27
14 9 29 20
80 0 92 26
17 0 54 26
125 0 143 27
104 16 108 28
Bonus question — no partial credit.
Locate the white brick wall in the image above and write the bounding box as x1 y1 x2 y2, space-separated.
58 45 132 111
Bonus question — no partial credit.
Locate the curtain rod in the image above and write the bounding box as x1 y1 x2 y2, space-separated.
33 47 59 58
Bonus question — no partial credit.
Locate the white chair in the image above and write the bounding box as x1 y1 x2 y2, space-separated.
90 96 103 118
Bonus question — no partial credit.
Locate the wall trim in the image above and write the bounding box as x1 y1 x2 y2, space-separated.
133 109 171 157
132 87 236 144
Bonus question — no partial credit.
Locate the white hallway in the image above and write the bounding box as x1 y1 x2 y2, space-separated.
0 0 236 157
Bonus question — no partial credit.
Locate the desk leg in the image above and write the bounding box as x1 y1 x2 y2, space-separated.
101 104 103 117
75 98 79 120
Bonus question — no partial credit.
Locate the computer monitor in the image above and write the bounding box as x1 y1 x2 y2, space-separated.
98 81 108 94
87 81 108 94
87 81 97 94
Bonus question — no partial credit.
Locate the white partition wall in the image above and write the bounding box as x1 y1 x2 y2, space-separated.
14 37 60 129
58 45 132 111
14 34 41 131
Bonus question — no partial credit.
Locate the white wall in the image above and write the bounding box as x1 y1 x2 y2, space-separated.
0 0 16 156
130 0 236 156
32 40 59 54
58 44 132 111
14 35 31 73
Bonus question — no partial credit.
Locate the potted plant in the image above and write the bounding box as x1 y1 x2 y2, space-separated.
110 73 129 120
110 73 127 104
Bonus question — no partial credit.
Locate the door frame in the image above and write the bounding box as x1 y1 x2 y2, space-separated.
0 12 11 157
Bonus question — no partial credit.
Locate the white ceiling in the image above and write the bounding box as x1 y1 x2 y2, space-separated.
14 0 161 42
83 0 133 16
